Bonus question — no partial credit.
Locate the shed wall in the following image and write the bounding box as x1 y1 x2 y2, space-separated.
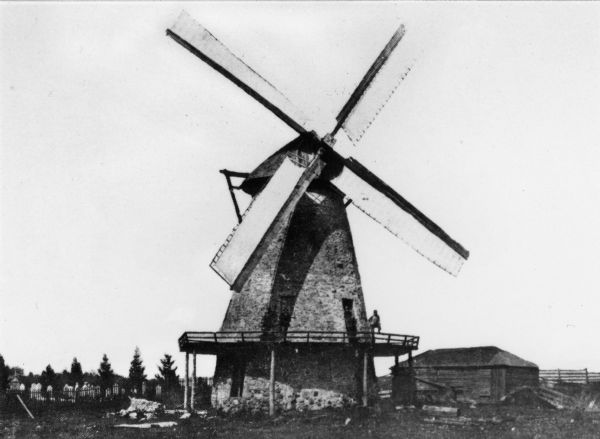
414 366 540 402
506 367 539 392
415 367 492 401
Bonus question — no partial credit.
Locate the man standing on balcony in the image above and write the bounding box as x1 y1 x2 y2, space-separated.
368 310 381 334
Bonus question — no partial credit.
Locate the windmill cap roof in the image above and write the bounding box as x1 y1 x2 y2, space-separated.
240 133 319 194
400 346 538 368
240 132 344 195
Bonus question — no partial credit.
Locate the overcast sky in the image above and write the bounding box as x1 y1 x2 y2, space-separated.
2 2 600 378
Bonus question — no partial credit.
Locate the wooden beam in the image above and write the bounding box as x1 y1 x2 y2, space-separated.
220 170 250 179
16 394 34 419
220 170 246 223
269 348 276 416
191 353 197 411
184 353 189 411
166 23 308 135
363 351 368 407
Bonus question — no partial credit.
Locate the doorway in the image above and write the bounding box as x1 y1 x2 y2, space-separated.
279 296 295 333
230 357 246 397
342 299 357 340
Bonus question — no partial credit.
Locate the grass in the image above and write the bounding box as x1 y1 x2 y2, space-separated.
2 404 600 438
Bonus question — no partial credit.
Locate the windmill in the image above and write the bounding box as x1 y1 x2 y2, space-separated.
168 11 469 413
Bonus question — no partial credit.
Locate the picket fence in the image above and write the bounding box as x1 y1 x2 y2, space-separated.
179 376 213 387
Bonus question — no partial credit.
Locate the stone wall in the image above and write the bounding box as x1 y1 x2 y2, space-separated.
212 346 376 413
219 184 370 335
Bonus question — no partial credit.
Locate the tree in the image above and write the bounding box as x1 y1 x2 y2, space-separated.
128 347 146 393
57 369 70 389
70 357 83 385
98 354 114 390
155 354 179 390
40 364 57 389
0 355 10 391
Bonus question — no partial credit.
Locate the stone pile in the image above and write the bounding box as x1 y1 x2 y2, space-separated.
118 398 164 420
294 388 356 411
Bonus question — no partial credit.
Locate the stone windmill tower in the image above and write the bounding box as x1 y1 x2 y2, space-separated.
167 12 469 413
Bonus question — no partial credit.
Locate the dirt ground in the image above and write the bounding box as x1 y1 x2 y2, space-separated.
2 404 600 439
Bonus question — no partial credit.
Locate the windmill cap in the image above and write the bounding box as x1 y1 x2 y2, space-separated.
240 132 342 195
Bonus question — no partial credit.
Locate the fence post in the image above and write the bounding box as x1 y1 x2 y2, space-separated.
585 368 589 384
557 369 561 382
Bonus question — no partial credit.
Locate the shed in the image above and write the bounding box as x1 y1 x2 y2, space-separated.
394 346 538 402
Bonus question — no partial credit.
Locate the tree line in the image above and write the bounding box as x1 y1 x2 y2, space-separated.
0 348 180 394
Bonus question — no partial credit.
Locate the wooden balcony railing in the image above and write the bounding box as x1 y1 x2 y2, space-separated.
179 330 419 352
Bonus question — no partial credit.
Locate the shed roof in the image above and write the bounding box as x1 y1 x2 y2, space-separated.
404 346 538 369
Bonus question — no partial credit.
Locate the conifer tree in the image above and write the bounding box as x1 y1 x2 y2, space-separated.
0 355 10 391
70 357 83 385
128 347 146 393
155 354 179 390
40 364 56 389
98 354 115 390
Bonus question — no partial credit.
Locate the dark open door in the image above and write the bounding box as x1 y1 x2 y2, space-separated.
342 299 357 341
279 296 295 333
230 357 246 397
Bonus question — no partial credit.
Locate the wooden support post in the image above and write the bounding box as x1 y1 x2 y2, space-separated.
408 350 416 404
191 352 197 411
585 368 589 384
184 352 189 411
269 347 276 417
394 353 399 366
362 351 368 407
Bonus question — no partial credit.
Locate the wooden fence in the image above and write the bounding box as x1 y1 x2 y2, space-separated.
178 376 213 387
540 369 600 385
2 387 128 413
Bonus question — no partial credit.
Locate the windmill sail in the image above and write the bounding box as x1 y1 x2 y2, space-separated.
332 158 469 276
211 156 324 291
334 25 405 134
334 25 414 143
167 11 310 134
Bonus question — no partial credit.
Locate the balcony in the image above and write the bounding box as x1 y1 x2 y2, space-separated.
178 330 419 357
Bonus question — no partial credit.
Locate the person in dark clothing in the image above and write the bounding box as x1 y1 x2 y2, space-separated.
368 310 381 333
